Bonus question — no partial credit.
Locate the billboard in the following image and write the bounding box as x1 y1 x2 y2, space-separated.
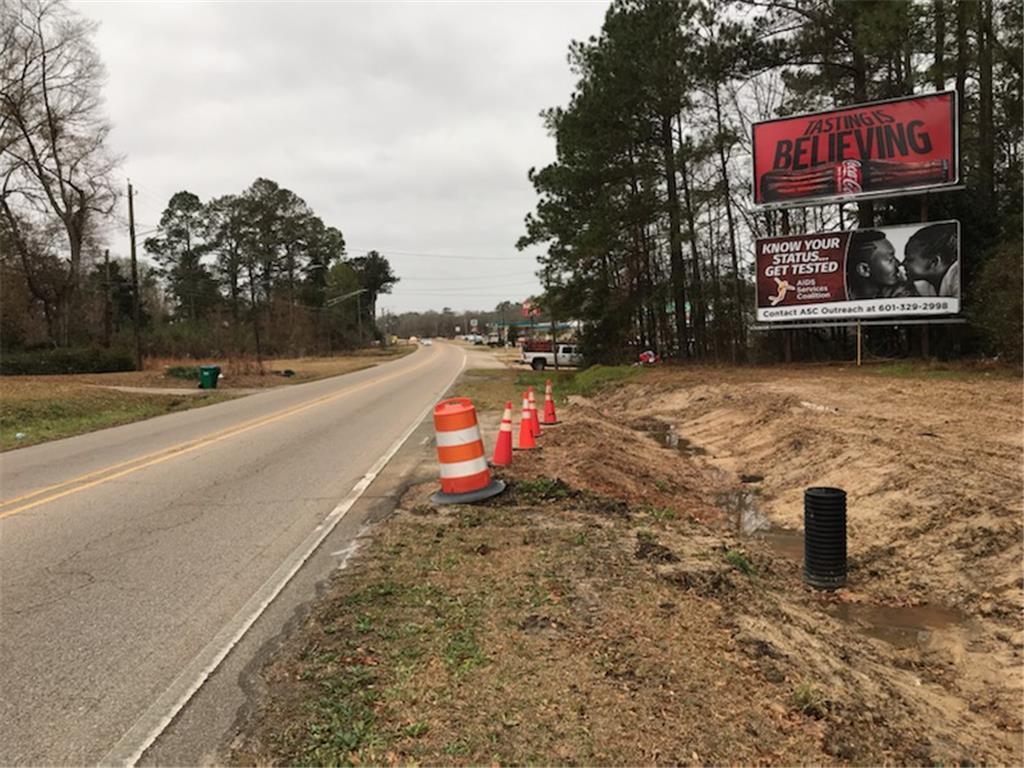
755 220 960 322
752 91 958 207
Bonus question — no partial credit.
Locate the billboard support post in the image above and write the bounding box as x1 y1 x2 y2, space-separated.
856 319 862 367
920 194 931 359
781 209 792 363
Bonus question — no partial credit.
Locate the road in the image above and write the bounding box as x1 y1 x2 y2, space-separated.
0 342 467 765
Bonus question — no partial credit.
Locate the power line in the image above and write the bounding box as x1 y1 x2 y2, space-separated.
347 246 532 262
395 280 539 290
397 270 536 281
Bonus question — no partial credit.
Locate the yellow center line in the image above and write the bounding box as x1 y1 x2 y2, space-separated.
0 347 444 521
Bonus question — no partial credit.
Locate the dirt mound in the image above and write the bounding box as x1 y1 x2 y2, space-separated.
506 403 723 523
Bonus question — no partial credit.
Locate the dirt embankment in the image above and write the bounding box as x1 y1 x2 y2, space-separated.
603 365 1023 618
230 365 1023 765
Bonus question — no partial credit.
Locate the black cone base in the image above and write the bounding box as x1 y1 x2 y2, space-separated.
431 479 506 505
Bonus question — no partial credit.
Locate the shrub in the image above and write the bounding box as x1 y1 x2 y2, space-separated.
970 241 1023 362
0 348 136 375
165 365 200 380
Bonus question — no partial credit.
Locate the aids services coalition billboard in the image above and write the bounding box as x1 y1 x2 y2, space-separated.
755 220 960 323
752 91 959 206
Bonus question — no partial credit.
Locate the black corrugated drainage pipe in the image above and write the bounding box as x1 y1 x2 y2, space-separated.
804 487 847 590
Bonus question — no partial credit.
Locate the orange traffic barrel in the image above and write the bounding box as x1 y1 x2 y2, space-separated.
431 397 506 504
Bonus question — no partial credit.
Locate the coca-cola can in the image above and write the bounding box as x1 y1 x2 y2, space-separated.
834 159 863 195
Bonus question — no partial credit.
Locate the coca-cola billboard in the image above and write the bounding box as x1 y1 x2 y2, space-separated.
752 91 959 207
755 221 960 322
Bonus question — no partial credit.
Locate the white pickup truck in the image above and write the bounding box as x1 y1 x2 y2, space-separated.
519 343 583 371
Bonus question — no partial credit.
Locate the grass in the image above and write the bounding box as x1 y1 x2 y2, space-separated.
230 479 834 765
0 380 233 451
277 578 487 765
455 364 641 412
514 476 576 503
792 682 829 718
0 347 415 450
3 346 416 392
869 360 1020 381
724 548 757 577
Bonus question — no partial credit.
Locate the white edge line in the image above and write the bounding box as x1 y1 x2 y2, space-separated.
100 344 466 767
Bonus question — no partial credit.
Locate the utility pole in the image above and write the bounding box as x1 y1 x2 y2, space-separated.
781 209 792 364
356 292 363 345
127 181 143 371
546 266 559 372
103 248 112 348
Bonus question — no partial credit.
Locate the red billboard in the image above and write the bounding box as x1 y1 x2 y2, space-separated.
755 221 960 322
752 91 959 207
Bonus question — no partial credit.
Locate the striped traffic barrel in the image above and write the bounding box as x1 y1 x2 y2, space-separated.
430 397 506 504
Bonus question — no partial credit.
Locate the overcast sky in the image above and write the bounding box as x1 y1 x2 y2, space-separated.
73 1 609 315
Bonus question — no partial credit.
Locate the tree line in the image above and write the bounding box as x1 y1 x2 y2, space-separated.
139 180 396 360
519 0 1022 363
1 0 397 363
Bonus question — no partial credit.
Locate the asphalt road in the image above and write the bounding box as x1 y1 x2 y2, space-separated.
0 342 467 765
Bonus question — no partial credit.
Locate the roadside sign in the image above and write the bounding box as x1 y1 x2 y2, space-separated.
755 220 960 322
752 91 959 207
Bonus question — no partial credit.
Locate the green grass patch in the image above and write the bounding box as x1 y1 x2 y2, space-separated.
0 384 234 451
869 361 1018 381
514 364 639 398
724 548 757 577
285 578 488 765
455 364 639 412
514 476 575 503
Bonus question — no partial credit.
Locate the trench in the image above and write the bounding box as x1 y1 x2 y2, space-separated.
633 416 969 651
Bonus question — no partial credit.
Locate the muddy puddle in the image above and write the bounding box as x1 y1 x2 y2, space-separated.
824 602 967 649
633 418 707 456
632 418 973 655
716 488 803 562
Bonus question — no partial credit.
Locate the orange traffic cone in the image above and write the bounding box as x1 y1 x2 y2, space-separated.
528 387 542 437
491 401 513 467
541 379 560 425
516 392 537 450
431 397 505 504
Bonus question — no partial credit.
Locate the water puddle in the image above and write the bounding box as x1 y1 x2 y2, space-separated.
710 474 968 651
825 602 966 649
633 418 707 457
716 489 803 562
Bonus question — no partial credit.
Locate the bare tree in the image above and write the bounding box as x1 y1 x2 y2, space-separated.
0 0 118 345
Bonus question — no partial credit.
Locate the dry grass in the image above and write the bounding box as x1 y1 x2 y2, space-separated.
229 364 1023 766
229 483 825 766
0 347 415 450
0 379 232 451
5 346 415 391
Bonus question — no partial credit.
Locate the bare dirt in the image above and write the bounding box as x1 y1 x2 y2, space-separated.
228 363 1023 765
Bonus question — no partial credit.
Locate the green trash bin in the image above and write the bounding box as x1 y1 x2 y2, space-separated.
199 365 221 389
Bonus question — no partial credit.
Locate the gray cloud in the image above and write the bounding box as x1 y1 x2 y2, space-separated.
76 0 608 312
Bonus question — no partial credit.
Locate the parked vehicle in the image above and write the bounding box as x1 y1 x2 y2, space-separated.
519 341 583 370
